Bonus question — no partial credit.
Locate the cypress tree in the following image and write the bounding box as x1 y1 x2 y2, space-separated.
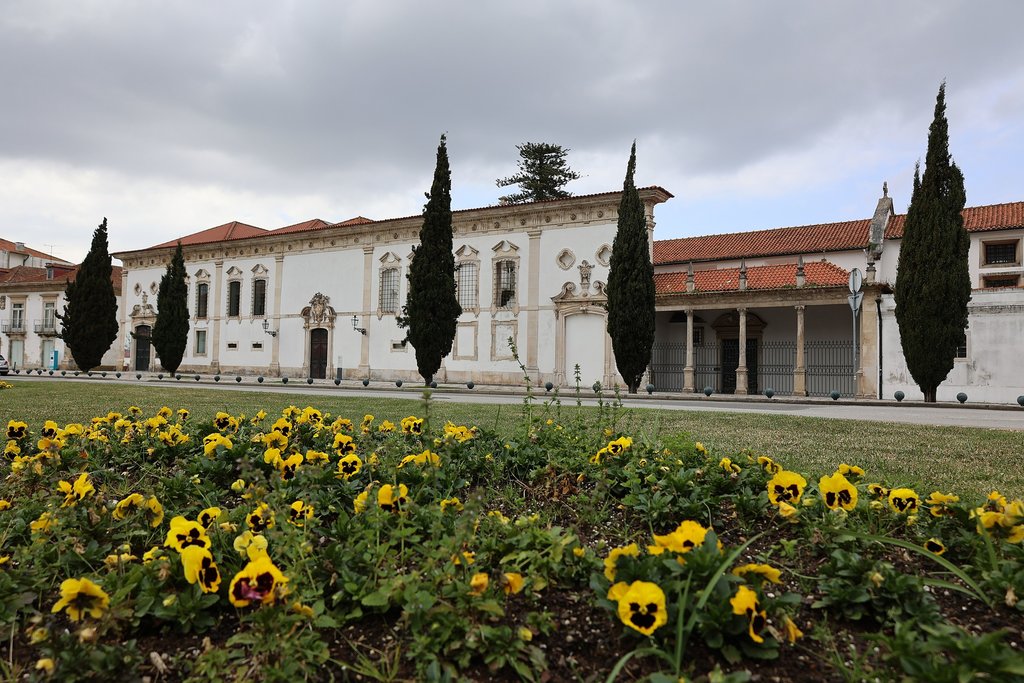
152 242 190 374
399 135 461 384
606 141 655 393
894 83 971 402
57 218 119 371
496 142 581 204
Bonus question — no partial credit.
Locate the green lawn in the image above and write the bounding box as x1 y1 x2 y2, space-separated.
1 379 1019 501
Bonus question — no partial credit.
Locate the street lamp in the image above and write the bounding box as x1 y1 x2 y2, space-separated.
262 319 277 337
351 316 367 335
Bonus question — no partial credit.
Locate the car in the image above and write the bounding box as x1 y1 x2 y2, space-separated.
0 353 8 375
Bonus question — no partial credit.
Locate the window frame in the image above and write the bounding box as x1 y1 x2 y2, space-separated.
982 274 1020 289
227 280 242 318
252 279 267 317
378 267 400 314
982 240 1020 267
195 329 207 356
494 259 517 310
196 282 209 319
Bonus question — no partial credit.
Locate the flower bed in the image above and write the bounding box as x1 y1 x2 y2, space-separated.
1 398 1023 681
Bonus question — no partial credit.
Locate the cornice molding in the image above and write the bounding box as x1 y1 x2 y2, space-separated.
113 188 672 269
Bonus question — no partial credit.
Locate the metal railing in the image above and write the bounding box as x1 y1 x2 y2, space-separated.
34 320 58 335
1 320 26 334
651 339 854 396
805 340 855 397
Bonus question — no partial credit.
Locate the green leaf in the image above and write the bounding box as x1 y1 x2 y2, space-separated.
360 591 390 607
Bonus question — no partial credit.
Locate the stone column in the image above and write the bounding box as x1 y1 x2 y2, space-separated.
683 307 695 392
211 259 223 373
793 305 807 396
270 254 284 376
736 307 749 395
526 228 542 379
359 245 374 378
856 299 877 398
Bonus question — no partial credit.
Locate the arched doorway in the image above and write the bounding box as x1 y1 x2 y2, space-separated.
309 328 328 379
134 325 151 371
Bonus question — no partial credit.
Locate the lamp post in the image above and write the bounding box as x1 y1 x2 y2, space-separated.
351 316 367 335
261 319 277 337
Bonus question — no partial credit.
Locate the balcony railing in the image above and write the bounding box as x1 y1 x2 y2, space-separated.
34 320 58 335
2 320 26 334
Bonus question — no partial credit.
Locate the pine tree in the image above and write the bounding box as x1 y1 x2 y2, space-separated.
57 218 119 371
399 135 461 384
496 142 581 204
894 83 971 402
606 142 655 393
152 242 190 374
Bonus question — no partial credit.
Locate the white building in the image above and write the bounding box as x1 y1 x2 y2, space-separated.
112 188 672 386
0 252 123 371
110 186 1024 403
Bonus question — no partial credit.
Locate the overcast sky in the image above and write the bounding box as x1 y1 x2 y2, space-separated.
2 0 1023 264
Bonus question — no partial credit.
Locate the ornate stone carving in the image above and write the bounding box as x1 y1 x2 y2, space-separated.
596 244 612 267
131 292 156 318
556 249 576 270
305 292 332 325
578 260 593 293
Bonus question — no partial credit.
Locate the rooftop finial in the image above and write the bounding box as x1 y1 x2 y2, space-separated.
882 181 888 198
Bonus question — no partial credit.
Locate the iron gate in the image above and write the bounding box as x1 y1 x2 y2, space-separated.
651 339 851 395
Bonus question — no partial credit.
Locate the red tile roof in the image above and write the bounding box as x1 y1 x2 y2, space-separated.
0 264 122 290
271 217 373 235
655 261 849 295
0 238 71 263
120 187 673 256
655 201 1024 265
148 221 267 249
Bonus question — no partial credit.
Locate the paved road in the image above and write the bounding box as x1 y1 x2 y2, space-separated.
6 374 1024 430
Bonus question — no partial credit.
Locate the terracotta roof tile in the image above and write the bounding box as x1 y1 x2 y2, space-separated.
148 221 267 249
273 217 372 235
655 261 848 295
0 264 121 290
0 238 71 263
656 201 1024 265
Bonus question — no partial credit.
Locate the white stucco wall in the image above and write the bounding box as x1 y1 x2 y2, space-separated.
879 289 1024 403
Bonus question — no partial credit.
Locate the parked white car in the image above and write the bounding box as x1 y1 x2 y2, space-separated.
0 354 9 375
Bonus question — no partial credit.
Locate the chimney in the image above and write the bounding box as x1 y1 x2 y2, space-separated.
795 255 805 287
865 260 876 284
738 260 747 291
15 242 26 252
686 262 695 293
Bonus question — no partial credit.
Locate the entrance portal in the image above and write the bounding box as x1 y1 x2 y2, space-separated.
721 338 758 394
309 328 328 379
134 325 151 371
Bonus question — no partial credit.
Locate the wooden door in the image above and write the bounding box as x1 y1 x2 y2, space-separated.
309 328 328 379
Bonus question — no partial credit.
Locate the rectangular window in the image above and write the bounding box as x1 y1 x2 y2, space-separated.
457 262 478 310
43 302 55 331
379 268 399 313
227 342 238 350
11 303 24 331
252 279 267 317
228 281 241 317
984 241 1018 266
983 275 1019 288
955 329 967 359
494 260 516 308
195 330 207 355
196 283 209 319
252 342 263 350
